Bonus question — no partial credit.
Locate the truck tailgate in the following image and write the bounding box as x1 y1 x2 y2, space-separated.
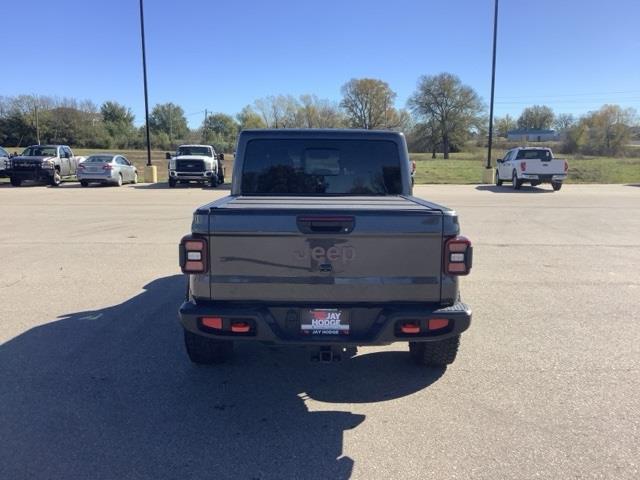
205 196 444 303
526 159 566 175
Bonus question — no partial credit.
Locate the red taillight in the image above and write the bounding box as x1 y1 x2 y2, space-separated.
180 235 208 273
444 236 473 275
231 321 251 333
401 323 421 334
103 163 113 171
564 160 568 172
520 161 526 172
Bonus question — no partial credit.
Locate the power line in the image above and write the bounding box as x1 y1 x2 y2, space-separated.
495 98 640 105
496 90 640 99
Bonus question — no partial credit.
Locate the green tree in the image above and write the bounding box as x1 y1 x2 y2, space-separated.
203 113 239 152
299 94 345 128
494 114 516 137
567 105 636 156
408 73 485 158
149 102 188 143
340 78 399 129
237 106 266 130
554 113 576 132
407 119 441 157
253 95 300 128
517 105 555 130
100 101 136 148
100 101 134 125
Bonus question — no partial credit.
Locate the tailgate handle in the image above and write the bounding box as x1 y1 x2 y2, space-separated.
297 216 355 234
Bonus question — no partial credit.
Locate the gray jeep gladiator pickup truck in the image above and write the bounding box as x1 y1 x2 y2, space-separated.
178 129 473 366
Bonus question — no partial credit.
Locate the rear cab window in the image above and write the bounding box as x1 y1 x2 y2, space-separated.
241 139 402 195
516 149 551 161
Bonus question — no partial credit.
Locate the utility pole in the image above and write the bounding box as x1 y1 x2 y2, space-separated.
486 0 499 171
139 0 152 167
169 109 173 145
203 109 208 142
34 101 40 144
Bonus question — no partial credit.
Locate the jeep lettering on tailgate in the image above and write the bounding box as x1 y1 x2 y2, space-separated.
294 245 356 263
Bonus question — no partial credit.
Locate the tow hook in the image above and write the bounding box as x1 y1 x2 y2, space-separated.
309 345 357 363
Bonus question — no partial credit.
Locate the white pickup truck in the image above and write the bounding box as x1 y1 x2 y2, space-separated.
166 144 225 188
496 147 568 191
0 146 10 177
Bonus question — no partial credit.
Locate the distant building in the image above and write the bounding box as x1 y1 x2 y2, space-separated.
507 129 558 142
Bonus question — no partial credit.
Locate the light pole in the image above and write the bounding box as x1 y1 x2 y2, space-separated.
486 0 499 171
139 0 152 168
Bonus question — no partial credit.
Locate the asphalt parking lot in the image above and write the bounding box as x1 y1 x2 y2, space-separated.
1 182 639 479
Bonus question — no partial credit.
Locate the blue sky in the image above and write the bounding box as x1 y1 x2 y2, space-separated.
3 0 640 126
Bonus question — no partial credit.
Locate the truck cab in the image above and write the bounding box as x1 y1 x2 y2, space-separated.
496 147 568 191
167 144 224 188
177 129 473 368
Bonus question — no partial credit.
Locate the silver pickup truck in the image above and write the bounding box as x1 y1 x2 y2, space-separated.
178 129 473 367
9 144 82 187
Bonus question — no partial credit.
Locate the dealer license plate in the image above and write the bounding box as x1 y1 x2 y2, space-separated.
301 309 349 335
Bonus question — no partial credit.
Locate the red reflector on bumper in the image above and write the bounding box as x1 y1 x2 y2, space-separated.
231 322 250 333
401 323 421 334
201 317 222 329
428 318 450 330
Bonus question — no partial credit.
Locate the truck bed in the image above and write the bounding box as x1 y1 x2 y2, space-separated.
213 195 438 211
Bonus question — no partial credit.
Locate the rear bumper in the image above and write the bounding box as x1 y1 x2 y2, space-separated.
179 300 472 345
521 173 566 182
78 172 117 182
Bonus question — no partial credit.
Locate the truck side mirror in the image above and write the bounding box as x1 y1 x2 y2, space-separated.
165 152 172 160
218 153 224 161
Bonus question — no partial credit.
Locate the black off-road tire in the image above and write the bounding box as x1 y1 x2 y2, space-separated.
184 329 233 365
512 170 522 190
409 336 460 367
168 178 177 188
10 176 22 187
552 182 562 191
49 169 62 187
495 170 502 186
80 180 89 187
210 174 218 188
